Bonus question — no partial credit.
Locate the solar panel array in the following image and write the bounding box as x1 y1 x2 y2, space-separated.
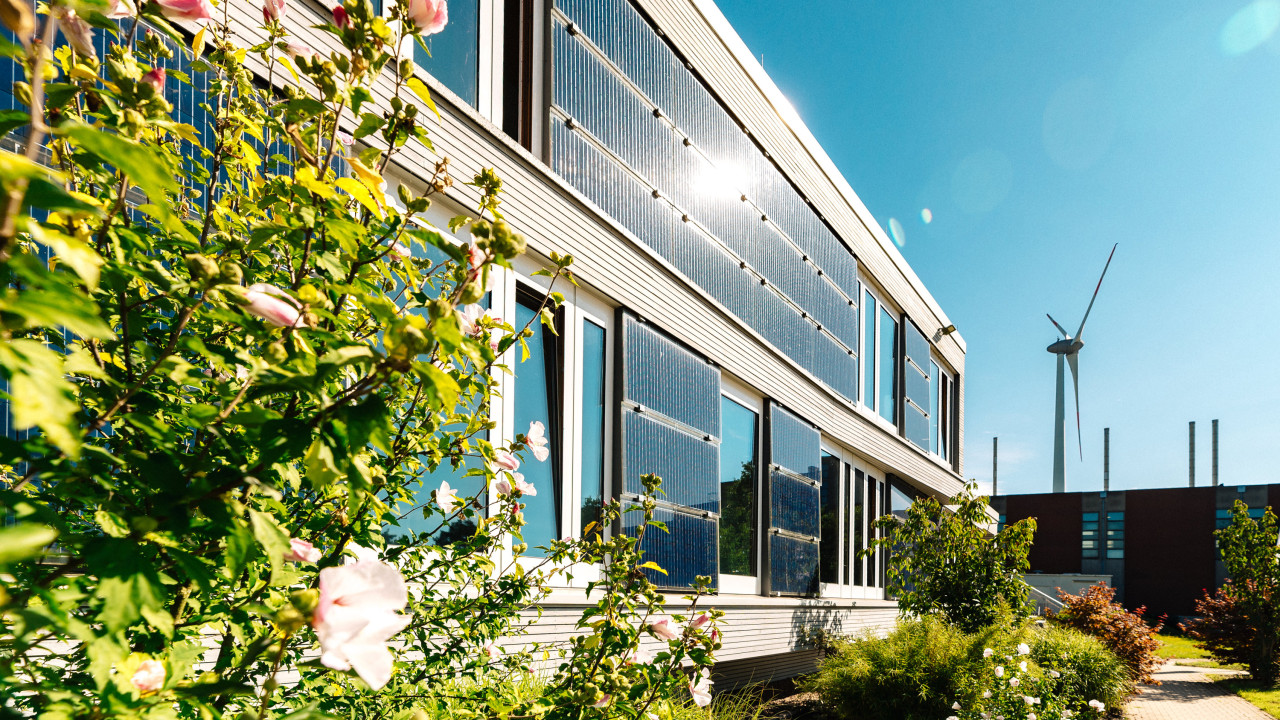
766 402 821 595
550 0 860 402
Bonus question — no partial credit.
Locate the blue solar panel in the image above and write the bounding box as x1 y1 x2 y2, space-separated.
770 470 820 537
622 315 720 437
769 533 819 595
625 502 718 590
622 410 719 512
769 404 820 481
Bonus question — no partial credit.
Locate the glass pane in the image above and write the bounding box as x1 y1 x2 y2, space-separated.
387 454 487 546
820 452 840 584
770 471 820 537
580 320 607 534
1106 549 1124 559
929 362 940 455
853 470 865 586
769 534 819 595
413 0 479 107
1082 512 1099 521
862 291 876 409
878 307 897 424
842 470 852 585
1107 512 1125 522
1082 522 1099 531
514 298 559 556
719 397 757 577
890 483 913 519
627 504 718 590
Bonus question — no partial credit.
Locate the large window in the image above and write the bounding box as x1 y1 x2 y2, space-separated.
513 289 562 555
719 396 758 579
1082 512 1099 559
1106 511 1125 560
579 319 607 534
819 451 841 584
413 0 480 107
862 289 876 409
929 359 953 462
878 306 898 425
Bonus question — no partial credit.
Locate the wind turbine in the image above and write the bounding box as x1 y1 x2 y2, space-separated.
1047 244 1117 493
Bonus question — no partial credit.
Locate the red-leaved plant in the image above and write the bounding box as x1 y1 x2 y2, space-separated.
1049 583 1163 687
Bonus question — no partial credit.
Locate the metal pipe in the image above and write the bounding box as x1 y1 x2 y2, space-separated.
1213 419 1219 486
1104 427 1110 493
1189 421 1196 488
993 437 998 497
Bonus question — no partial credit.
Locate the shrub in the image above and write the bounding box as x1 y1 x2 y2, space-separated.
802 616 979 720
867 482 1036 633
1031 625 1133 711
1202 500 1280 684
1183 581 1277 682
952 637 1110 720
1049 583 1163 686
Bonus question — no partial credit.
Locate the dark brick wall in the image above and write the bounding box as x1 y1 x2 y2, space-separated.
1002 493 1083 574
1125 487 1217 620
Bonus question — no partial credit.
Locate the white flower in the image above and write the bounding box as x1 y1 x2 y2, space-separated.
1019 661 1028 672
492 450 520 472
435 480 461 514
688 613 711 632
1088 700 1105 712
314 559 411 689
1028 714 1037 720
1024 696 1036 705
947 717 959 720
953 702 962 710
385 240 411 260
481 643 499 659
458 304 487 335
689 668 712 708
493 475 512 496
995 666 1005 678
1050 670 1061 678
1017 643 1031 656
649 617 680 641
625 646 655 664
592 695 611 708
983 690 993 698
984 647 995 658
1010 677 1021 688
131 659 166 692
526 420 549 462
283 538 322 563
513 473 537 497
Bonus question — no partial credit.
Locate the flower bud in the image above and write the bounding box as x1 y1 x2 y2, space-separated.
332 5 350 29
273 606 305 634
457 279 485 305
217 261 243 286
266 341 288 364
185 253 219 283
142 67 166 93
290 588 320 614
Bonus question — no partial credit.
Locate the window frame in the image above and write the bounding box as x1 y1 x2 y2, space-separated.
858 279 901 434
818 441 888 601
718 375 763 596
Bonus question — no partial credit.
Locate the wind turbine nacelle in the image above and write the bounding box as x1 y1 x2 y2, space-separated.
1047 338 1083 354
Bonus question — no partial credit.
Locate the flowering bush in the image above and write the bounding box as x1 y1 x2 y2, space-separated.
1048 583 1162 687
950 641 1109 720
0 1 719 718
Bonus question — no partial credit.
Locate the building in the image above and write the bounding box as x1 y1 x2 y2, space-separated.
2 0 967 685
991 484 1280 622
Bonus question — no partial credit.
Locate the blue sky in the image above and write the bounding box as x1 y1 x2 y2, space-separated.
717 0 1280 496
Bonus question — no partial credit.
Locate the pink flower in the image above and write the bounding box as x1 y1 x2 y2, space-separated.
406 0 447 35
512 473 536 497
263 0 284 22
592 695 611 708
688 613 710 632
243 284 303 328
493 475 512 496
55 9 95 56
106 0 136 18
526 421 549 462
481 642 499 659
385 240 411 260
493 450 519 473
284 538 321 563
284 42 316 61
467 242 485 269
142 67 165 93
435 480 461 514
625 646 655 664
336 131 354 147
314 559 411 690
648 617 679 641
458 304 486 335
131 659 166 692
154 0 214 22
689 668 712 708
332 5 350 29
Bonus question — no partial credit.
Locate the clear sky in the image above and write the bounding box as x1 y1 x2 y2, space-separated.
717 0 1280 496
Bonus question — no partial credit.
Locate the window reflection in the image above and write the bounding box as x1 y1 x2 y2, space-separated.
878 307 897 425
862 290 876 410
580 320 607 535
413 0 480 107
819 452 841 584
514 293 561 555
719 397 757 577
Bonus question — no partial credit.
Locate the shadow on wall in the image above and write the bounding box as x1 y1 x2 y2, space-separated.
791 598 846 650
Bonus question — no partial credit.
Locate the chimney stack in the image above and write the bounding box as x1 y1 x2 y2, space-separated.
1189 421 1196 487
1104 427 1110 493
1212 419 1219 486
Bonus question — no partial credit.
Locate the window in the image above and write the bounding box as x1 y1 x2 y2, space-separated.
929 360 954 463
413 0 480 107
513 288 562 556
579 319 607 534
1105 511 1125 559
878 306 898 425
853 469 866 586
719 396 758 579
819 452 841 584
862 289 876 410
1082 512 1099 558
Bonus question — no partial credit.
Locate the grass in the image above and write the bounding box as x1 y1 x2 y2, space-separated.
1154 632 1247 670
1215 677 1280 718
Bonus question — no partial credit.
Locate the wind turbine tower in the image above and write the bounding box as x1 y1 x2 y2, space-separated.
1047 244 1117 493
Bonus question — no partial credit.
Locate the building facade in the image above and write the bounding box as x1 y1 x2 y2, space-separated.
991 484 1280 622
2 0 967 684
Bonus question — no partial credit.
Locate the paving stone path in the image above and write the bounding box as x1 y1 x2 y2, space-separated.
1126 661 1271 720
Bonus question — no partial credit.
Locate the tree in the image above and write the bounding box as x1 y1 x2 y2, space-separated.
866 482 1036 633
0 0 721 717
1186 501 1280 684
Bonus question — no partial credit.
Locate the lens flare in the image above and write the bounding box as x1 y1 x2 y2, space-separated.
1221 0 1280 56
952 149 1014 215
921 208 933 224
888 217 906 248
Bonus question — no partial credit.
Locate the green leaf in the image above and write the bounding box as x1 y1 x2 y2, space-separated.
0 108 30 138
1 286 113 339
406 77 440 119
638 561 667 575
94 509 130 538
353 112 384 140
0 523 58 564
0 340 83 458
249 510 291 586
60 123 178 212
304 439 342 488
28 225 104 290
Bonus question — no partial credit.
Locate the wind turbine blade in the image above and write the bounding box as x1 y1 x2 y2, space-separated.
1074 243 1118 340
1067 352 1082 460
1046 314 1069 339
